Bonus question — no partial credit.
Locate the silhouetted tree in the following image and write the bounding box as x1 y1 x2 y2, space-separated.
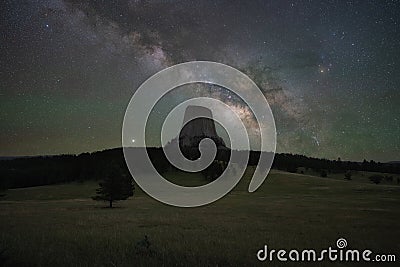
148 147 170 174
369 175 383 185
92 164 134 208
202 161 224 181
286 163 298 173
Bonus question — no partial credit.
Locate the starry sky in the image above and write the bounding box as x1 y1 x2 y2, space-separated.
1 0 399 161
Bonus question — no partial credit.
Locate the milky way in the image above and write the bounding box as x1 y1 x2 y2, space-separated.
1 0 399 161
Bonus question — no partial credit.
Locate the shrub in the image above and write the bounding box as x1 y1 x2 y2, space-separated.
344 170 352 180
384 176 393 182
369 175 383 184
286 164 298 173
135 235 155 257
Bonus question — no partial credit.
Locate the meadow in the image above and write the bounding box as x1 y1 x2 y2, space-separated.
0 168 399 266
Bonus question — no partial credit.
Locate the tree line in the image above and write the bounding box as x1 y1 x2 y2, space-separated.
0 148 399 189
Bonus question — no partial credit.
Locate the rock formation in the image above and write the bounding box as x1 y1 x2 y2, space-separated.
165 105 228 160
178 105 226 149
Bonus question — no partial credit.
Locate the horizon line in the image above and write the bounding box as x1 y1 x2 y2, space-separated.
1 146 399 164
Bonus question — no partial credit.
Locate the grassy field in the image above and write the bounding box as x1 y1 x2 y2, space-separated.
0 168 399 266
297 167 400 186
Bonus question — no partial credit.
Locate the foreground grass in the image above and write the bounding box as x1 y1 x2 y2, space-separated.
0 169 399 266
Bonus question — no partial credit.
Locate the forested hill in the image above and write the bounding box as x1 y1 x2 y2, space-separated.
0 147 399 189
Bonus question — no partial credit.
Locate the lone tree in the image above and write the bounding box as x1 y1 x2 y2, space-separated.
92 164 134 208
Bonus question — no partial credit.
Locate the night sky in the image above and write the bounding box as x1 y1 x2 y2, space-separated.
1 0 399 161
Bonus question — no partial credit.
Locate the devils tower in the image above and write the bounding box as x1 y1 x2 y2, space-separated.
165 105 228 160
179 105 226 149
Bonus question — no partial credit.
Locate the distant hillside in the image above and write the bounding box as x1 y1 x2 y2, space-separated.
0 157 17 160
0 147 399 189
0 155 56 161
0 156 32 160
